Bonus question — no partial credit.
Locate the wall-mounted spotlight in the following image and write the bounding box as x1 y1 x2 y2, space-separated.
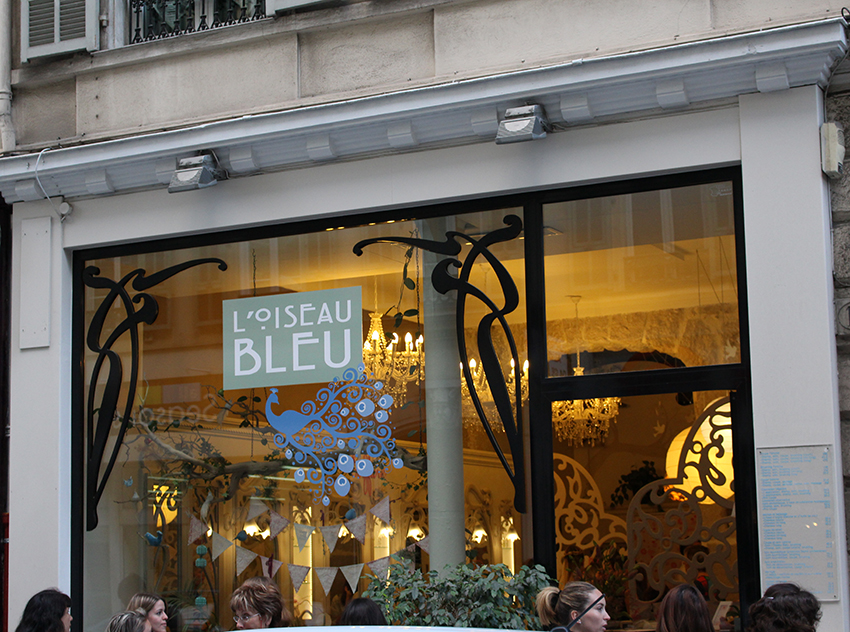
495 105 550 144
168 153 227 193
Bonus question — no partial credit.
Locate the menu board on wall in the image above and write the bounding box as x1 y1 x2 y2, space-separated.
757 445 838 600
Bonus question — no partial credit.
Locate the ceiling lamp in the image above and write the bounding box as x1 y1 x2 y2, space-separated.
362 312 423 407
552 296 621 446
460 358 528 431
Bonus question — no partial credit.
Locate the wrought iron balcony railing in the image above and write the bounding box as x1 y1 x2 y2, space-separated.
130 0 265 43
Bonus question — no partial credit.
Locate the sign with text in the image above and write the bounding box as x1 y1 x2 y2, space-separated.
223 287 362 390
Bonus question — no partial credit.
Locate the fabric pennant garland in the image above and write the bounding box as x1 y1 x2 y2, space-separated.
319 525 341 553
210 532 233 561
416 535 430 554
246 498 270 522
369 496 391 525
187 515 207 545
235 547 258 575
340 563 364 593
366 556 390 581
314 567 339 596
345 514 367 544
294 524 315 552
269 511 290 539
259 555 283 578
288 564 310 592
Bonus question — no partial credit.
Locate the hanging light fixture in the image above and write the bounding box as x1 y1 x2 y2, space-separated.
552 296 620 446
460 357 528 431
362 311 423 407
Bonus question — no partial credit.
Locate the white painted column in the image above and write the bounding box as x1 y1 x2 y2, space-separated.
740 85 849 631
420 217 466 572
8 202 73 627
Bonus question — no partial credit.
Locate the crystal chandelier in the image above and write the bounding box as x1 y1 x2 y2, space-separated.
362 312 423 407
552 295 620 446
460 357 528 431
552 363 620 446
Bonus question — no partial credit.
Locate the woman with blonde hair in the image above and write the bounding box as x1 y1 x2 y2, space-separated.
536 582 610 632
230 577 292 629
126 593 168 632
106 611 149 632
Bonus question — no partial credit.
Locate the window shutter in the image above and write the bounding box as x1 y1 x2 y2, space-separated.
22 0 98 62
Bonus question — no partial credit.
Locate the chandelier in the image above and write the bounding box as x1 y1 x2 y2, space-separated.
460 358 528 431
362 312 423 407
552 295 620 446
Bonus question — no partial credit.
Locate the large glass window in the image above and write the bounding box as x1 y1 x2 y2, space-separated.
76 171 750 632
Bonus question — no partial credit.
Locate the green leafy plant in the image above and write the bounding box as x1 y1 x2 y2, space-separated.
364 562 552 629
610 460 658 507
562 542 630 623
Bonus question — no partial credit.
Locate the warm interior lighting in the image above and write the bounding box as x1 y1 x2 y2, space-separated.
379 526 394 539
152 485 178 527
665 399 734 503
407 524 425 541
471 526 488 544
243 519 270 539
362 312 423 406
460 358 528 431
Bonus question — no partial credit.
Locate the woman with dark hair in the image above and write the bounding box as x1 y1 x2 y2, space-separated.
105 611 149 632
748 583 821 632
655 585 712 632
126 593 168 632
536 582 610 632
338 598 388 626
230 577 292 629
15 589 72 632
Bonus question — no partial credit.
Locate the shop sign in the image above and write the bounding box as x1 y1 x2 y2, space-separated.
223 287 362 389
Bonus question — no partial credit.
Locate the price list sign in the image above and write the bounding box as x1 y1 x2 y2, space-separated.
757 446 837 600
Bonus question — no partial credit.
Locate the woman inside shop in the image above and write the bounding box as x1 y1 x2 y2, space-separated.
536 582 610 632
748 583 821 632
231 577 292 629
14 589 72 632
655 584 713 632
126 594 168 632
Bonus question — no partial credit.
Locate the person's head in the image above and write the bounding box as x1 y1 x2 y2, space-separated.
15 588 73 632
230 577 292 629
748 583 821 632
126 594 168 632
105 611 150 632
536 582 610 632
655 585 712 632
338 598 388 626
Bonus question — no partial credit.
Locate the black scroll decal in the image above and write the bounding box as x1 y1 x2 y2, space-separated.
83 258 228 530
354 215 526 512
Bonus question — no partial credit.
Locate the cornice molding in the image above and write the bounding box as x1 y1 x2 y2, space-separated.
0 18 846 204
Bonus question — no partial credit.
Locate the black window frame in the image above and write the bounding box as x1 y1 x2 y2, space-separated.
71 165 757 629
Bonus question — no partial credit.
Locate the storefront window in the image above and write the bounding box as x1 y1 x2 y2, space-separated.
80 209 527 631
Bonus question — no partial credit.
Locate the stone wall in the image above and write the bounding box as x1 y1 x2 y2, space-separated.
825 92 850 555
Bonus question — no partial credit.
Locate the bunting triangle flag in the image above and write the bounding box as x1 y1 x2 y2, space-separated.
235 547 258 575
187 515 207 545
311 602 325 626
345 514 367 544
319 525 341 553
246 498 270 522
259 555 284 578
210 532 233 561
340 563 364 593
369 496 391 525
366 556 390 581
416 535 430 554
269 511 290 539
294 524 315 552
288 564 310 592
314 567 338 596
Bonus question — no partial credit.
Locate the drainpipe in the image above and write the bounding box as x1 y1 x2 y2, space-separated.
0 0 15 154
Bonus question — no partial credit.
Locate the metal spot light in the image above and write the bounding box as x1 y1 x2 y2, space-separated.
168 153 226 193
495 105 550 144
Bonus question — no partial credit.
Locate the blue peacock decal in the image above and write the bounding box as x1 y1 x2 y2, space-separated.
265 364 402 505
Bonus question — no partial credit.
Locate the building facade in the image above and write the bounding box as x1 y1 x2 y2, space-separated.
2 1 850 631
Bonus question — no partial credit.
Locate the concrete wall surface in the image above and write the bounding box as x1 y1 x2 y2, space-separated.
8 0 847 149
